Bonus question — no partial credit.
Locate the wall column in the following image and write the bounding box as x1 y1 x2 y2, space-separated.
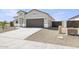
62 21 67 28
44 19 49 28
62 21 68 35
23 19 26 27
18 18 20 27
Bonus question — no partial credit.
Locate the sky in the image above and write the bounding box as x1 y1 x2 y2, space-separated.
0 9 79 22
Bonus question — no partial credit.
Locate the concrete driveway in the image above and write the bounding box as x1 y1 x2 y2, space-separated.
0 28 75 49
0 28 42 40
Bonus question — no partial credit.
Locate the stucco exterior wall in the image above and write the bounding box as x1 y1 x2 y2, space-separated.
46 15 53 28
14 12 26 27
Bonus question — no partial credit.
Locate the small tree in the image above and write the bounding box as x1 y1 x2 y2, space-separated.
0 21 6 31
10 21 14 27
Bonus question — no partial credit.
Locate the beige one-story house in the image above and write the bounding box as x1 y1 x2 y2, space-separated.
14 9 54 28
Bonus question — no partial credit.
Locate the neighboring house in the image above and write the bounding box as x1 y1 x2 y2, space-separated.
69 15 79 21
67 15 79 28
61 15 79 35
14 9 55 28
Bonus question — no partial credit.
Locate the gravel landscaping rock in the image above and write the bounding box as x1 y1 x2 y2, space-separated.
25 29 79 48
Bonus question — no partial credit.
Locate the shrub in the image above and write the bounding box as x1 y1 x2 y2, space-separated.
10 22 14 27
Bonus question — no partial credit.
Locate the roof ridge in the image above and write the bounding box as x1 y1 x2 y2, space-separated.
17 10 27 14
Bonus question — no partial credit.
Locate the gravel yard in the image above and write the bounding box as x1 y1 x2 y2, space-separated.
25 29 79 48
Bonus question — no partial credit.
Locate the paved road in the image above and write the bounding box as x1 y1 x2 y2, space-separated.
0 28 75 49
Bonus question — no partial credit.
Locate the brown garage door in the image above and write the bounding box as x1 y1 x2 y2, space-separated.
27 18 44 27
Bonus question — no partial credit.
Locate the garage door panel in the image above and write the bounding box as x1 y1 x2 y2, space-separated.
27 19 44 27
